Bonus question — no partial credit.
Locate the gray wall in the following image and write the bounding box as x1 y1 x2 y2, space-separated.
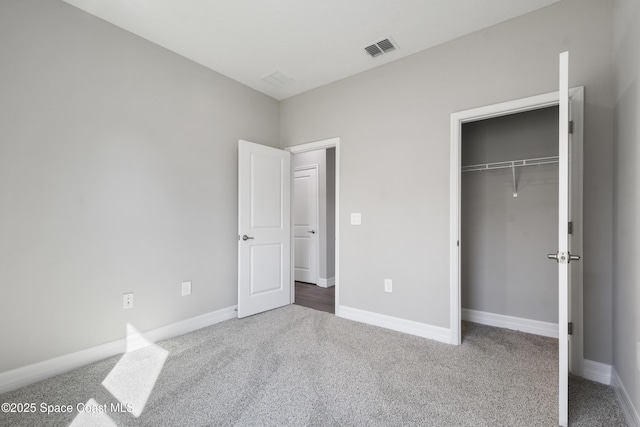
461 108 559 323
280 0 614 364
0 0 280 373
613 0 640 415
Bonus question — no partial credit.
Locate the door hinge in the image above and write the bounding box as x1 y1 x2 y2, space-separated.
568 322 573 335
568 120 574 134
568 221 573 235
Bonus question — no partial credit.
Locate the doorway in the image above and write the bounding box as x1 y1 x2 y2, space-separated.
237 137 340 318
460 106 560 338
449 88 584 370
292 148 336 314
287 138 340 315
449 84 584 426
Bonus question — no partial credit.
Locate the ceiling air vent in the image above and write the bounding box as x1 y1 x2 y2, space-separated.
364 38 398 58
262 71 295 88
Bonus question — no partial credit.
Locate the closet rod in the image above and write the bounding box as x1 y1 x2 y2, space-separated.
461 156 559 173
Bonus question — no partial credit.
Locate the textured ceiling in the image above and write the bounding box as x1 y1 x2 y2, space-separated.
62 0 561 100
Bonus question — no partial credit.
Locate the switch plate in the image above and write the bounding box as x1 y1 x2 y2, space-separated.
123 292 133 309
351 213 362 225
384 279 393 293
181 281 192 296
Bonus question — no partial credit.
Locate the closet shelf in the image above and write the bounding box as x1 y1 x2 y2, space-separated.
462 155 559 198
461 156 559 173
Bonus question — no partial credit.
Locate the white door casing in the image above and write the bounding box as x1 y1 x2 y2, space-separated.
237 140 291 318
450 88 584 346
294 167 319 284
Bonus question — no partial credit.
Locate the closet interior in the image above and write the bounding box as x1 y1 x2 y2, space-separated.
461 106 560 336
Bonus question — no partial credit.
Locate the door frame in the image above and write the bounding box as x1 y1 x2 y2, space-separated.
449 88 584 372
286 137 340 315
293 164 320 285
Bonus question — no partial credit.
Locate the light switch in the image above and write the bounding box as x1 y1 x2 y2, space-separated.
351 213 362 225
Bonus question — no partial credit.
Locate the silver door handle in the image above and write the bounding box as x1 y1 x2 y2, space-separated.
548 251 581 264
242 235 254 241
307 230 316 234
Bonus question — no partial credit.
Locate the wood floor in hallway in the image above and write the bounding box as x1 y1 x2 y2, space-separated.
294 281 335 314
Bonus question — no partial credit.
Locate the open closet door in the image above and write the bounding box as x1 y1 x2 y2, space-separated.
548 51 581 427
238 140 291 318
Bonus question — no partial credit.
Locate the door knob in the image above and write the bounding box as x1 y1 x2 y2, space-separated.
307 230 316 234
547 251 581 264
242 235 254 241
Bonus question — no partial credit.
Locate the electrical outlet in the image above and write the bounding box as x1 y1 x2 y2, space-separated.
351 213 362 225
123 292 133 309
181 281 192 296
384 279 393 293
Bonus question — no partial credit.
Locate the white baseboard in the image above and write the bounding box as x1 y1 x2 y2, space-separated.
0 305 237 394
338 305 450 344
462 308 558 338
612 367 640 427
317 277 335 288
582 359 612 385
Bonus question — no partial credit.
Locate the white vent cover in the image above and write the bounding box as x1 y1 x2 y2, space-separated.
262 71 295 87
364 38 398 58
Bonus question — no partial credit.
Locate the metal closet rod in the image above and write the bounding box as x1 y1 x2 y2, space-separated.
461 156 559 173
461 155 559 197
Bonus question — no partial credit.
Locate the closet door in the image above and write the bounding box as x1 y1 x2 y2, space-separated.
550 51 580 427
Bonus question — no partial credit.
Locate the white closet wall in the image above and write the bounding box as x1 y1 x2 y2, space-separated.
461 107 559 324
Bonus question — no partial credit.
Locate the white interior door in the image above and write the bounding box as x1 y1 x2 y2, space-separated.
550 51 580 427
294 167 318 284
238 140 291 318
